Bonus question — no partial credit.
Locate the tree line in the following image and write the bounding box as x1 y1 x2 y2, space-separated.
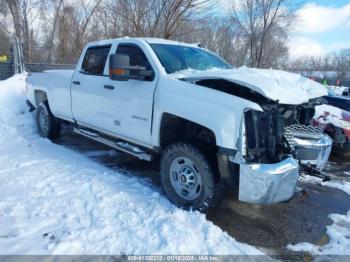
0 0 349 79
287 50 350 80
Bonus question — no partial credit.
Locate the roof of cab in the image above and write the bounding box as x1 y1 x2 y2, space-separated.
87 37 200 48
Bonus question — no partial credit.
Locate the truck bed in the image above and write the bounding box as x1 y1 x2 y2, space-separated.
27 70 75 120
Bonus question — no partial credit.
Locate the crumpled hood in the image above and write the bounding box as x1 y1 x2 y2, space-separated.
172 67 328 105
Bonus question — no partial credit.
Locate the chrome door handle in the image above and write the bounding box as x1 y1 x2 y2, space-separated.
73 81 80 85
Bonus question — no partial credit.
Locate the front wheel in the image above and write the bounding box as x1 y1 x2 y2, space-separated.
36 101 61 139
160 142 220 212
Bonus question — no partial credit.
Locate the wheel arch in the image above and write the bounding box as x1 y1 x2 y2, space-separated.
159 112 217 150
158 113 223 182
34 90 48 107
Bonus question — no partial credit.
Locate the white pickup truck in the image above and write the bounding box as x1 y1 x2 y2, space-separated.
26 37 332 212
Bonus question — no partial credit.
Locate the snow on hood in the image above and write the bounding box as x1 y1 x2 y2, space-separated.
171 67 327 105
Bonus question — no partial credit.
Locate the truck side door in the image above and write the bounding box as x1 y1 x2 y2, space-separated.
101 43 158 146
71 44 111 128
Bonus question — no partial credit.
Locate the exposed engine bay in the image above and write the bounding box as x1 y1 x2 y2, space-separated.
192 78 332 170
243 99 325 164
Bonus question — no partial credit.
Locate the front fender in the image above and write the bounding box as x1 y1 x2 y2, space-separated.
152 77 262 150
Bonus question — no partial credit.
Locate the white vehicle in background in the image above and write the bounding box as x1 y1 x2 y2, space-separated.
26 38 332 212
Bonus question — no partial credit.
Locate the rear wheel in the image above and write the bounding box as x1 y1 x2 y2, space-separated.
36 101 61 139
160 142 220 212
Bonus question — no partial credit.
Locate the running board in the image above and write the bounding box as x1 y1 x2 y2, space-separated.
73 128 152 161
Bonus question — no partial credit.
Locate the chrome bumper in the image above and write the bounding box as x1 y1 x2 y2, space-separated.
293 135 332 170
238 157 299 205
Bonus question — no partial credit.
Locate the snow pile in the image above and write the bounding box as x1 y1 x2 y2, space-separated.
299 175 350 197
288 211 350 255
314 104 350 129
0 74 263 255
287 175 350 255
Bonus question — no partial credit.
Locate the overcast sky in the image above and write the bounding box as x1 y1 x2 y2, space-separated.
218 0 350 58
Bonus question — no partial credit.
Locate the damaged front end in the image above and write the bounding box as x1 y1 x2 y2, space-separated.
236 101 332 204
221 97 332 205
192 77 332 205
243 102 332 169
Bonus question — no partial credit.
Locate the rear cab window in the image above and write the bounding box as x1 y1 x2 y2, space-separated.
81 45 111 75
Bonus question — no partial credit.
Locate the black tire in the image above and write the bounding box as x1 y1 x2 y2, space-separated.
36 101 61 139
160 142 221 212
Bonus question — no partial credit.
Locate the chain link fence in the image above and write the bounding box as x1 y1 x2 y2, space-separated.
0 62 14 80
0 61 75 80
0 38 75 80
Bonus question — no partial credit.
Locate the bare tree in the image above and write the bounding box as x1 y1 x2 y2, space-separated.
105 0 209 39
5 0 102 62
5 0 44 62
74 0 103 54
56 5 79 63
286 49 350 81
5 0 21 41
3 0 348 78
232 0 294 68
333 49 350 79
54 0 104 60
42 0 64 62
0 0 12 55
182 16 248 66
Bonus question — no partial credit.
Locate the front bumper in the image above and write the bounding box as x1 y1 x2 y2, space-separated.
217 125 332 206
293 135 332 170
285 125 333 170
238 157 299 205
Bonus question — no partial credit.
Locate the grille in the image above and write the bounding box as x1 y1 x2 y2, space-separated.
284 124 331 170
285 124 323 139
284 124 324 150
284 128 295 151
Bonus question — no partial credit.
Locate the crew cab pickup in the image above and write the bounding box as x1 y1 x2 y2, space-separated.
26 38 332 211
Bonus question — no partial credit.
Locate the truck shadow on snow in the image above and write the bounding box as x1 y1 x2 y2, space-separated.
56 127 350 258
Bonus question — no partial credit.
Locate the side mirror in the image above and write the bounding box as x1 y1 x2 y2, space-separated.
109 54 153 81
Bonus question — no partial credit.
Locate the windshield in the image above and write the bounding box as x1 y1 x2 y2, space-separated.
150 44 233 74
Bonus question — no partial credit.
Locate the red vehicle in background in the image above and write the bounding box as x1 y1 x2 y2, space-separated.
314 91 350 150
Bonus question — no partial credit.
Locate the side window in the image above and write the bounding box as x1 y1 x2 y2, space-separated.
81 45 111 75
116 45 153 71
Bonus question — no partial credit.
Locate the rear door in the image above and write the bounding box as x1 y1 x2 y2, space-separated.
71 45 111 128
101 42 158 145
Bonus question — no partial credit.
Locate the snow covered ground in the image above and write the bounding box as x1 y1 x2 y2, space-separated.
288 210 350 255
0 74 263 255
288 175 350 255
